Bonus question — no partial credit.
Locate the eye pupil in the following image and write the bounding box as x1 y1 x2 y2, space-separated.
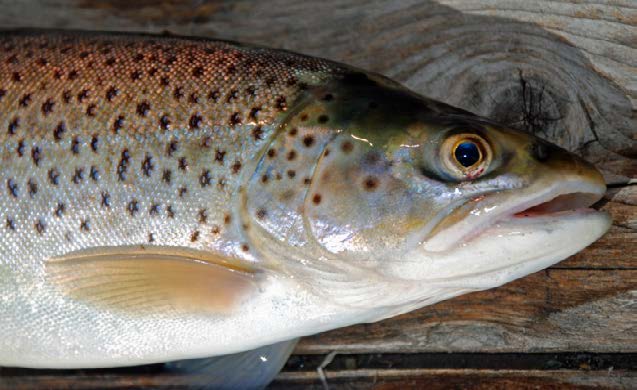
454 141 480 167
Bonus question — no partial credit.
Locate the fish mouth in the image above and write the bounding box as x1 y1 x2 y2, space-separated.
423 179 608 253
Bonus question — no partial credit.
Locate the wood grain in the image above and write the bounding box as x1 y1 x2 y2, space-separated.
0 0 634 388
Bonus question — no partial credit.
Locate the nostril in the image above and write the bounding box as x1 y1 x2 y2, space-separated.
531 141 550 162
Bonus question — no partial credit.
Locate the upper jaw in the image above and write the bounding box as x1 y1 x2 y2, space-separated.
422 177 607 252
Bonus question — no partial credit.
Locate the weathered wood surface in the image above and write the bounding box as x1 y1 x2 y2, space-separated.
0 0 634 388
2 369 635 389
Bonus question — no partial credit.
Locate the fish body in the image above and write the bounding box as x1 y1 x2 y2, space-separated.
0 31 610 372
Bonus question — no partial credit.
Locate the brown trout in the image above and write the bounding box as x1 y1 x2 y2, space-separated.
0 30 610 386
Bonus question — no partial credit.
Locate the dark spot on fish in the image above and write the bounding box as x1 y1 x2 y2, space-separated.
252 125 264 140
86 104 97 117
101 192 111 208
246 85 256 96
200 170 212 187
231 161 242 174
173 87 184 100
90 166 99 181
77 89 89 103
218 177 227 190
130 70 142 81
90 135 99 153
127 200 139 216
189 114 202 129
149 203 160 216
55 202 65 217
324 148 330 157
178 157 188 171
148 233 155 243
0 89 5 101
160 76 170 86
189 93 199 104
275 96 287 111
104 57 116 67
287 169 296 178
62 90 71 103
31 146 42 166
162 169 172 184
5 217 15 231
80 219 90 232
211 225 220 234
215 149 226 164
249 107 261 122
166 140 178 157
287 150 297 161
48 168 59 185
142 155 154 176
118 149 130 181
69 70 79 81
113 115 124 133
241 244 250 252
341 141 353 153
224 214 232 224
34 219 46 234
208 90 220 102
41 99 54 115
299 113 308 122
256 208 267 220
16 140 25 157
72 168 84 184
137 101 150 117
192 66 204 78
303 135 315 148
304 177 312 185
12 72 21 82
52 122 66 141
190 231 200 242
261 174 269 184
289 128 298 136
19 93 31 107
318 115 329 124
198 209 208 224
226 89 239 103
363 176 379 192
106 86 118 101
230 112 241 126
160 115 171 130
8 118 19 135
312 194 322 205
266 148 276 159
27 179 38 197
167 205 175 218
71 137 80 155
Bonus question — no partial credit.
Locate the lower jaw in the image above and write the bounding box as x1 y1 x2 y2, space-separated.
397 208 611 284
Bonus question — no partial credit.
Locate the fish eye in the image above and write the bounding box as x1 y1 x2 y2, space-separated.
454 141 481 168
440 133 491 180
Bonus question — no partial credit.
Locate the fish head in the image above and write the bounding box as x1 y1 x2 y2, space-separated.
289 73 610 288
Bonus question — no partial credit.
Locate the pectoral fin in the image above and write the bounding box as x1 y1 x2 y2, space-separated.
45 245 259 315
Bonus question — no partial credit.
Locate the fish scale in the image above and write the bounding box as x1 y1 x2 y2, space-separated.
0 30 339 260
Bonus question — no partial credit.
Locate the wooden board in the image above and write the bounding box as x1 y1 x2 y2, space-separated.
0 0 634 388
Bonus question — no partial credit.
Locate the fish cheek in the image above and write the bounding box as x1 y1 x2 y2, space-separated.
305 134 427 259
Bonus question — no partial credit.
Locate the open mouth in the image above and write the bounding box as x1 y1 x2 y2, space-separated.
513 192 602 217
423 180 607 252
